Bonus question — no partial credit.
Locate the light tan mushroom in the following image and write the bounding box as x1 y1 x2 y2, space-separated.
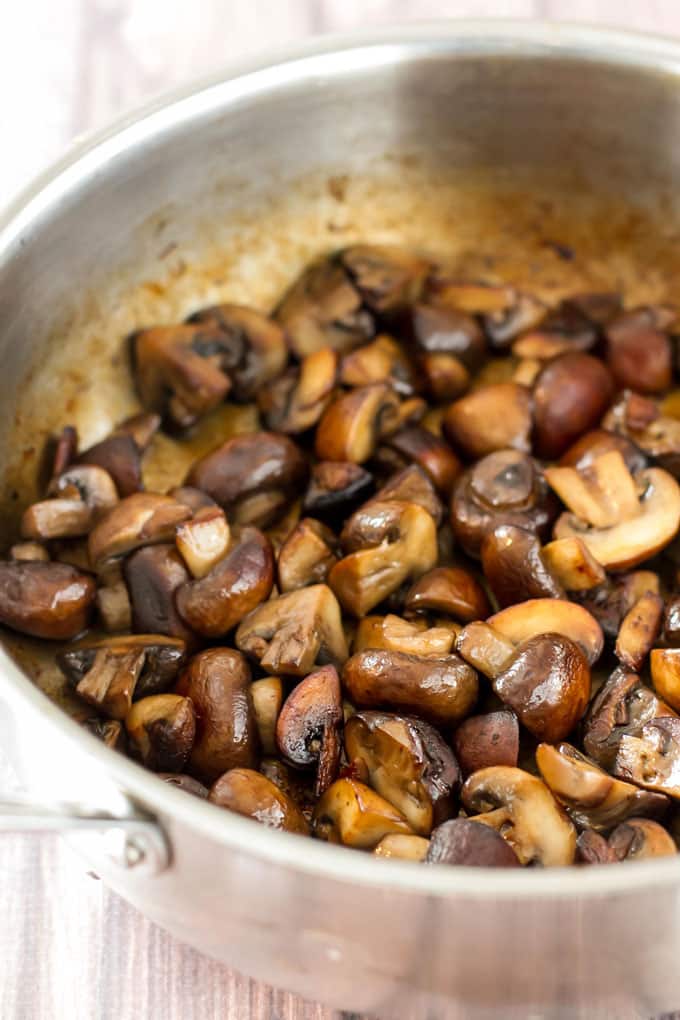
541 536 606 591
315 383 401 463
608 818 678 860
614 717 680 798
277 518 339 592
9 542 49 563
455 621 517 679
443 383 533 460
95 580 132 632
260 347 338 433
340 334 416 394
88 493 191 573
546 450 639 529
353 614 456 657
374 834 430 860
372 464 443 525
175 507 231 579
312 777 413 848
487 598 604 666
651 648 680 712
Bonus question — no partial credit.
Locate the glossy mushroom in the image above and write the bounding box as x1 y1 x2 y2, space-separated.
302 461 374 523
276 665 343 796
532 352 614 459
88 492 191 574
481 525 564 608
124 544 193 641
277 518 339 593
209 768 310 834
260 347 337 434
0 561 95 640
443 383 533 460
453 711 519 775
125 694 196 772
354 614 456 657
312 777 413 848
425 818 520 867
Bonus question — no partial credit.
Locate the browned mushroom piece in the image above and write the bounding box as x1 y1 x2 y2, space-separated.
576 570 660 641
651 648 680 712
78 415 158 497
312 777 413 847
532 352 614 459
259 757 317 819
175 527 274 637
344 710 461 835
443 383 533 461
536 742 669 831
462 766 576 866
546 450 640 530
83 717 127 751
124 544 194 641
88 492 191 574
583 666 677 770
453 711 519 775
250 677 284 756
404 566 490 622
259 347 337 433
425 818 520 868
342 648 478 727
427 278 517 315
575 828 618 865
380 426 461 496
353 614 456 657
605 306 674 394
173 506 231 579
488 598 604 665
235 583 348 676
450 449 558 558
158 773 209 798
608 818 678 860
277 518 339 593
302 461 374 522
510 299 599 361
559 428 648 476
0 561 96 640
417 352 471 402
125 694 196 772
481 525 564 608
186 432 308 528
340 334 418 395
168 486 218 514
209 768 310 834
131 322 233 429
314 383 401 464
22 463 119 542
374 834 430 860
483 292 547 350
340 244 429 314
404 302 486 401
276 665 343 796
329 499 437 616
373 464 443 525
614 716 680 798
96 580 132 632
48 424 79 483
185 302 288 400
540 536 606 592
455 621 517 679
603 390 680 477
9 542 50 563
175 647 258 783
614 591 663 671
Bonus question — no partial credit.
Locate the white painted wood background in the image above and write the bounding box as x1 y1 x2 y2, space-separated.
4 3 680 1019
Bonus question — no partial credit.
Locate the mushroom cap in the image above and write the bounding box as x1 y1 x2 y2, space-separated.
481 524 563 608
374 834 430 860
276 665 343 796
312 777 413 848
88 492 191 572
404 566 490 622
209 768 310 835
425 818 520 868
125 693 196 773
488 598 603 666
608 818 678 860
0 561 96 640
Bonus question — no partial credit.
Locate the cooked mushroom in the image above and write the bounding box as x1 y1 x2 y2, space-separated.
175 527 274 637
83 717 126 751
462 766 576 866
615 717 680 799
23 465 118 542
404 566 490 622
606 306 673 394
664 597 680 644
175 507 231 579
546 451 640 530
250 676 284 756
88 492 191 573
0 561 95 640
124 544 193 641
482 292 547 349
354 614 456 657
425 818 520 867
560 428 648 476
312 777 413 847
340 334 417 395
651 648 680 712
427 278 518 316
455 621 517 679
488 598 604 665
372 464 443 525
186 432 308 528
48 424 79 483
260 347 337 433
540 536 606 591
443 383 533 460
340 244 429 313
159 773 209 798
209 768 310 834
96 580 132 632
481 525 564 608
374 834 430 860
536 742 669 831
329 500 437 616
175 647 258 782
259 757 317 819
315 383 401 464
276 665 343 796
168 486 218 514
417 352 471 401
302 461 374 522
575 828 618 865
507 298 598 359
603 390 680 476
9 542 49 563
405 300 486 364
342 649 478 727
532 352 614 459
344 710 460 835
125 694 195 772
277 518 339 592
607 818 677 860
380 426 461 496
615 591 663 671
78 428 148 498
235 583 348 676
453 711 519 775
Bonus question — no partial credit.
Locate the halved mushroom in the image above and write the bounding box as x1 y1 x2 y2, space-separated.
0 561 95 640
380 426 461 496
186 432 308 528
607 818 678 860
185 302 288 400
487 598 604 666
235 583 348 676
418 352 471 401
443 383 533 461
425 818 520 868
175 647 258 783
354 614 456 657
532 353 614 459
9 542 49 563
344 710 461 835
315 383 401 464
541 536 606 591
664 597 680 644
20 492 93 542
175 527 274 637
615 591 663 671
329 500 437 616
606 306 673 394
209 768 310 834
462 766 576 866
124 544 193 641
427 278 518 316
559 428 648 476
125 694 195 772
259 347 337 433
546 451 640 530
373 464 443 525
455 621 517 679
88 492 191 573
340 334 417 395
536 742 669 831
78 416 156 497
340 244 429 313
342 649 478 727
577 571 660 641
404 566 490 622
303 461 374 522
374 834 430 860
481 525 564 608
276 665 343 796
175 507 231 579
96 580 132 632
505 298 598 360
453 711 519 775
250 676 284 756
277 518 339 592
651 648 680 712
615 717 680 798
312 777 413 847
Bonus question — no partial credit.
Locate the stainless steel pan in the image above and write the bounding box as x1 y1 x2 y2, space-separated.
3 21 680 1019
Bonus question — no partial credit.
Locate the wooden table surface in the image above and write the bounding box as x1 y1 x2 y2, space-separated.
3 2 680 1018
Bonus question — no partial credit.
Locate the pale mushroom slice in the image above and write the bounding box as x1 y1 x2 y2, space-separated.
536 742 669 831
545 450 639 529
175 507 231 579
614 717 680 799
541 536 606 592
462 766 577 867
312 777 413 848
487 598 604 666
250 677 284 757
353 614 456 657
374 834 430 861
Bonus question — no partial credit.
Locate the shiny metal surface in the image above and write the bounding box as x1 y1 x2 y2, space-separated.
2 21 680 1018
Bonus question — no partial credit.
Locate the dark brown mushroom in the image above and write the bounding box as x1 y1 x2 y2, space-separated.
0 561 95 640
404 566 490 622
353 614 456 657
615 591 663 671
340 244 429 313
123 544 193 641
540 536 606 592
209 768 310 834
175 506 231 579
606 306 673 394
175 647 258 783
302 461 374 522
425 818 520 867
312 777 413 847
373 464 443 526
482 292 547 350
315 383 401 464
532 352 614 459
168 486 218 514
380 426 461 496
125 693 196 772
443 383 533 461
277 518 339 592
488 597 604 665
259 347 337 433
607 818 678 860
559 428 648 476
259 756 317 819
78 417 156 497
614 716 680 798
453 711 519 775
481 524 564 608
664 597 680 644
417 352 471 402
276 665 343 796
48 424 78 483
575 828 618 865
88 492 191 574
159 773 209 798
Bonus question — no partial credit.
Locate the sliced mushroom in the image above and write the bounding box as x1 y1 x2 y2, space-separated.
546 451 640 530
404 566 490 622
235 583 348 676
159 773 209 798
209 768 310 834
175 527 274 637
536 742 669 831
329 500 437 616
354 614 456 657
88 493 191 573
380 426 461 496
606 307 673 394
425 818 520 867
186 432 308 528
541 536 606 591
315 383 401 464
125 694 195 772
615 717 680 798
427 278 518 316
96 580 132 632
276 665 343 796
342 649 478 727
608 818 678 860
9 542 49 563
302 461 374 522
373 464 443 526
443 383 533 461
481 525 564 608
312 777 413 847
374 834 430 860
455 621 517 679
651 648 680 712
560 428 648 476
344 710 460 835
175 507 231 579
251 676 284 756
259 347 337 433
507 299 598 360
0 561 95 640
340 334 417 395
124 544 193 641
340 244 429 313
175 647 258 782
462 766 576 866
20 468 106 541
277 518 339 592
532 352 614 459
615 591 663 671
488 598 604 666
453 711 519 775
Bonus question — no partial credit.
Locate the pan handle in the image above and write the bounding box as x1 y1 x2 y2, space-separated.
0 794 170 876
